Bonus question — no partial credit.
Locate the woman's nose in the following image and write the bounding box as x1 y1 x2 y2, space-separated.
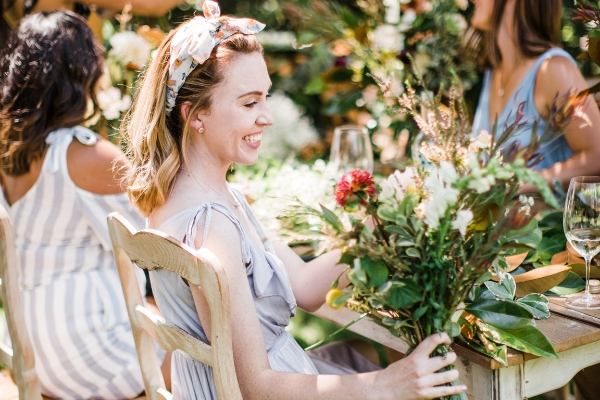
257 105 274 126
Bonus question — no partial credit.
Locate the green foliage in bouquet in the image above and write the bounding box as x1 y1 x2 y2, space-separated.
293 76 590 378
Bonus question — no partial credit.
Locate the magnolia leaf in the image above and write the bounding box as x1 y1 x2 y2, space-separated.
568 263 600 279
500 228 543 248
550 251 568 265
516 293 550 320
480 322 558 359
546 271 585 296
505 252 528 272
484 274 516 300
588 36 600 68
512 264 571 298
319 203 345 234
538 211 565 229
465 299 533 329
459 334 508 367
361 257 389 288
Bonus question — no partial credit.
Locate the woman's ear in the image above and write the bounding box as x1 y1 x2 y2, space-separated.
180 102 204 132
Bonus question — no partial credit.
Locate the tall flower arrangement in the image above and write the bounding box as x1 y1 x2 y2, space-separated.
294 78 589 381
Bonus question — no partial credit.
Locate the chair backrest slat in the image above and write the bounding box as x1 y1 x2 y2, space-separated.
108 212 242 400
0 204 42 400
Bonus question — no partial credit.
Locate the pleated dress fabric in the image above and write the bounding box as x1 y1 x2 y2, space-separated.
471 47 577 170
151 188 370 400
0 127 162 399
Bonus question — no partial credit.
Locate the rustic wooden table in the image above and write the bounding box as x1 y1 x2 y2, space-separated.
314 299 600 400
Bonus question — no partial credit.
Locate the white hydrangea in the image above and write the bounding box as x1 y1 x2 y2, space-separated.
109 31 152 68
97 87 131 120
259 92 319 160
452 210 473 236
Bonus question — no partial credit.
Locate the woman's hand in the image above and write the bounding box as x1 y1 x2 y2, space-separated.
375 333 467 400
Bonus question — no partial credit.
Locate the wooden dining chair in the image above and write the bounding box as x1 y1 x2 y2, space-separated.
107 212 242 400
0 204 43 400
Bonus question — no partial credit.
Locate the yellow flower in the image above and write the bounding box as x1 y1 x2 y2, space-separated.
326 288 346 310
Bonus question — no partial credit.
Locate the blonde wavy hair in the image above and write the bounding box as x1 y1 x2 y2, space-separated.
122 24 263 216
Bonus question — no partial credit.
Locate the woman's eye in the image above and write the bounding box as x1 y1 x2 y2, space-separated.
244 101 258 108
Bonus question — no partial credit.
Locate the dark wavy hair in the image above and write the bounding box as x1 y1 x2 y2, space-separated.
464 0 562 69
0 10 104 176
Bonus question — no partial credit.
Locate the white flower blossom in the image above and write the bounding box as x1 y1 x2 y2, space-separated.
398 8 417 32
109 31 152 68
455 0 468 10
423 171 459 229
470 130 493 151
97 87 131 120
259 92 319 160
379 168 417 202
438 161 458 184
372 25 405 53
452 210 473 235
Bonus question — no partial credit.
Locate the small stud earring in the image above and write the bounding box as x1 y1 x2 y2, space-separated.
199 127 205 133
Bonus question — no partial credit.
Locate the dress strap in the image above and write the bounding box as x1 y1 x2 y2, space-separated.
184 202 252 264
44 126 98 174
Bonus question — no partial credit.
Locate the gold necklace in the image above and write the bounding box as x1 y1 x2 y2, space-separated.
497 60 521 98
184 168 240 208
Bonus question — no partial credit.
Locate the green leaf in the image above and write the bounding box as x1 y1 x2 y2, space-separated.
538 211 564 229
444 321 461 338
460 334 508 367
466 299 533 329
388 280 422 309
385 226 408 235
480 322 558 359
500 227 543 248
377 206 397 222
516 294 550 320
484 274 516 300
546 271 586 296
319 203 344 234
399 193 420 216
332 292 353 308
304 76 326 95
475 271 493 284
413 305 429 320
406 248 421 258
361 257 389 288
394 240 415 247
350 259 367 284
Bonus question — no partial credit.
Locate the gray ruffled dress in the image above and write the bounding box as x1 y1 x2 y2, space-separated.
151 187 378 399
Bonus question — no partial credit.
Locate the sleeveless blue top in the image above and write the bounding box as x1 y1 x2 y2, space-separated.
471 48 576 170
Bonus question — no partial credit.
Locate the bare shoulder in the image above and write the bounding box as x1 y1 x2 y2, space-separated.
195 211 244 259
67 137 129 195
537 54 587 93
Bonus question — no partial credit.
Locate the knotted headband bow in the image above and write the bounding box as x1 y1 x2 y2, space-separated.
166 0 265 114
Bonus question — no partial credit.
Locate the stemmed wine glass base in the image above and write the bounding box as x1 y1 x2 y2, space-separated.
565 292 600 309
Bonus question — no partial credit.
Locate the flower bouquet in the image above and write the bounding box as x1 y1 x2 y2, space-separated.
291 80 589 397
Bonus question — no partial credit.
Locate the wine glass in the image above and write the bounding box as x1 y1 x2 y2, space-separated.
329 125 374 176
564 176 600 309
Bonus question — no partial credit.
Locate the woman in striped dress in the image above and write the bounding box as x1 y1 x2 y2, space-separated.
0 11 167 398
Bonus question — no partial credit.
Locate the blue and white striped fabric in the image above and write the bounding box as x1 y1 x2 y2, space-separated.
0 127 160 399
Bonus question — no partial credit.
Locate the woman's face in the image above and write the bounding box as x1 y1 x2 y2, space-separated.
193 52 274 167
470 0 495 31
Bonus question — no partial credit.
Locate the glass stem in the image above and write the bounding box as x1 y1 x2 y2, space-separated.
585 255 592 296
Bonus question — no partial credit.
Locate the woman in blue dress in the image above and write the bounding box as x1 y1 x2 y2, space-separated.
470 0 600 193
470 1 600 398
123 1 466 399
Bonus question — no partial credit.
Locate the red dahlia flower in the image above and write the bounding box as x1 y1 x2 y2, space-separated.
335 169 377 212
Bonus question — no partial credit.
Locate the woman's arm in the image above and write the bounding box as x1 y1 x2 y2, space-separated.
532 55 600 189
191 212 465 400
32 0 181 17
